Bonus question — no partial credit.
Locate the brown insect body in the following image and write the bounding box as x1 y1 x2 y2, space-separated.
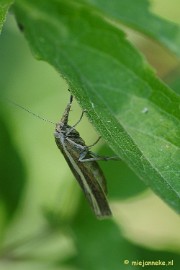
54 96 111 218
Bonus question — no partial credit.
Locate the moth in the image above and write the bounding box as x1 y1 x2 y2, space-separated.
6 95 117 218
54 95 113 218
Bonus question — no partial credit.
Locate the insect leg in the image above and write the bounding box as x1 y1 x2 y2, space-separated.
78 137 120 162
66 109 87 135
79 152 120 162
86 136 102 148
66 137 87 151
72 109 87 128
67 134 120 162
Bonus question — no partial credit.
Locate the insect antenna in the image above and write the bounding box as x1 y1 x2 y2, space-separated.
4 97 55 125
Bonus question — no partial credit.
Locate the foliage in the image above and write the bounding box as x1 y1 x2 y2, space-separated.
12 0 180 212
0 0 179 269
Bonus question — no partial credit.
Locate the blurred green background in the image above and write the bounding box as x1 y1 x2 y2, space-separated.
0 1 180 269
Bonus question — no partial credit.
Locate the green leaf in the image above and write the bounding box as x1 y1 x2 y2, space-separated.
164 67 180 95
63 199 180 270
81 0 180 56
98 145 147 199
68 202 134 270
0 113 26 224
0 0 14 33
13 0 180 213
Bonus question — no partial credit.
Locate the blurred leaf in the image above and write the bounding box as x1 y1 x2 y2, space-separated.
62 198 180 270
0 17 26 226
171 77 180 95
0 18 27 93
0 0 14 33
65 200 134 270
81 0 180 56
0 113 26 223
0 226 73 269
164 66 180 95
13 0 180 213
135 246 180 269
0 261 67 270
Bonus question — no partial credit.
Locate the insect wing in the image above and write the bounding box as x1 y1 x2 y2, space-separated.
55 134 112 218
